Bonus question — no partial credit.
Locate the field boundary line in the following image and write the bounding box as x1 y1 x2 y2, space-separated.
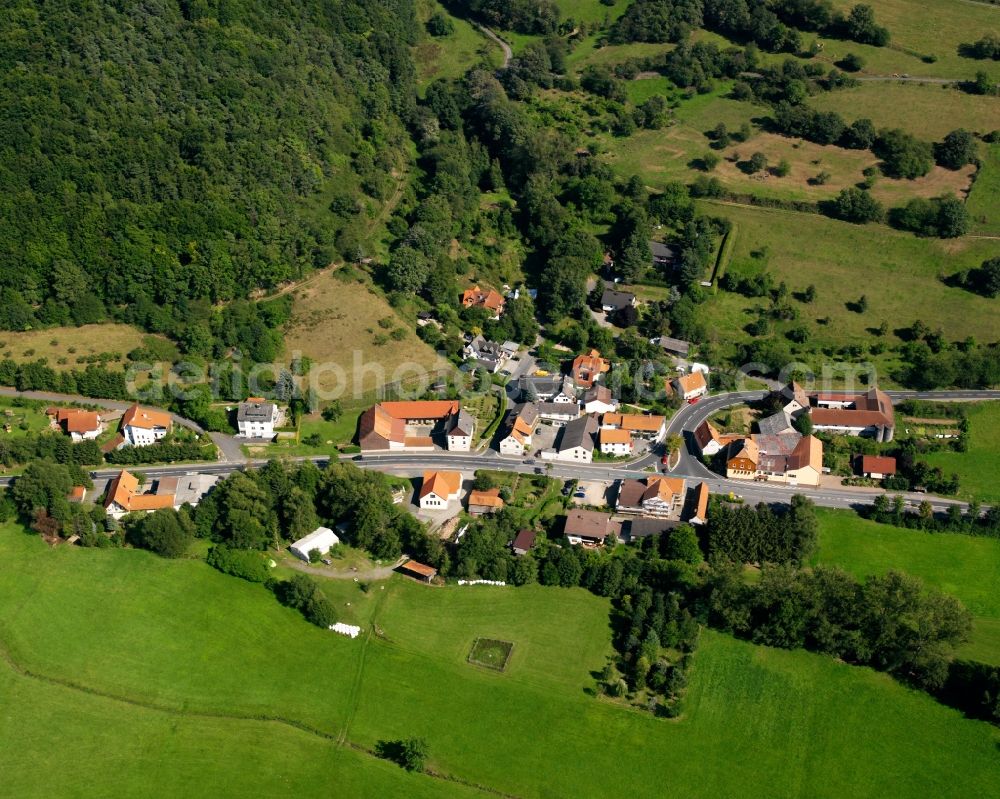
0 628 521 798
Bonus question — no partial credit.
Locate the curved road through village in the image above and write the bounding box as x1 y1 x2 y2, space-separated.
6 386 999 515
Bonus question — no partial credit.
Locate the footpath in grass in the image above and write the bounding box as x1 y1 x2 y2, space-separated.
924 402 1000 503
812 507 1000 663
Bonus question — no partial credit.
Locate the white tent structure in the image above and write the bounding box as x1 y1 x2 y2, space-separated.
290 526 340 562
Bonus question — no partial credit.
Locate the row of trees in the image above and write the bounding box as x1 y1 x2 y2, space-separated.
612 0 889 51
706 563 970 690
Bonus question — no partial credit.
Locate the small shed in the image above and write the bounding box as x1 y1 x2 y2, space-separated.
398 559 438 583
290 526 340 562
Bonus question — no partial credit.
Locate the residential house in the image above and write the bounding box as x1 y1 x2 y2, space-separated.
725 438 759 480
599 427 634 457
498 403 538 457
582 385 618 415
468 488 505 516
856 455 897 480
511 529 537 556
601 412 667 443
67 485 86 503
694 420 725 456
725 433 823 486
359 400 464 452
809 388 895 442
536 402 581 426
672 370 708 401
650 240 677 268
654 336 691 358
47 407 102 441
418 470 462 510
544 415 597 463
446 409 475 452
121 404 172 447
236 398 279 438
103 469 175 520
688 482 710 525
290 526 340 562
616 476 686 517
777 381 810 417
757 410 795 437
461 286 506 318
571 349 610 389
463 335 508 373
172 473 220 507
516 375 575 404
563 509 612 547
600 288 637 314
625 517 680 542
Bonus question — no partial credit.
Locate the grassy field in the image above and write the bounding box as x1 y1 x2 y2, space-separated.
810 83 1000 141
413 0 502 89
811 507 1000 664
0 666 479 799
693 201 1000 372
283 269 446 397
966 142 1000 236
2 522 1000 796
0 324 170 372
924 402 1000 502
823 0 1000 81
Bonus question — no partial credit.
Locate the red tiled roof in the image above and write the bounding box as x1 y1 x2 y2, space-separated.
860 455 897 475
121 404 173 431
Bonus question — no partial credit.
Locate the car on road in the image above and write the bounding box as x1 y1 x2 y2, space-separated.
524 458 535 464
534 467 544 474
661 454 669 465
687 397 700 405
573 491 586 498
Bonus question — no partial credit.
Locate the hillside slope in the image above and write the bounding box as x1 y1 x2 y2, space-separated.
0 0 417 336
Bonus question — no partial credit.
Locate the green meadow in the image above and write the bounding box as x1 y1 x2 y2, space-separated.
924 402 1000 503
692 200 1000 371
812 508 1000 663
1 523 1000 797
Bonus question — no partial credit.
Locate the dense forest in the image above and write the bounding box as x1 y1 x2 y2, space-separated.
0 0 418 342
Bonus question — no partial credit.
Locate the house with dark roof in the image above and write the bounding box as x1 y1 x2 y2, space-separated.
757 410 795 437
463 335 509 374
563 509 612 547
601 288 637 313
446 409 475 452
654 336 691 357
650 240 677 267
544 415 597 463
536 402 581 425
236 398 279 439
583 385 618 415
511 529 537 556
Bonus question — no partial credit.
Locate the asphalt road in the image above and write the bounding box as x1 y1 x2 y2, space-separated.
3 387 997 514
